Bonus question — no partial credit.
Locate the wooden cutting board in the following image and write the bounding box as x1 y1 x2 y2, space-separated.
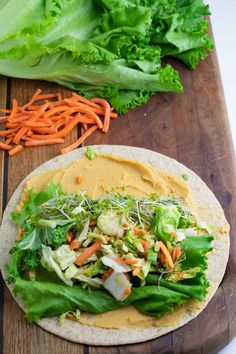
0 46 236 354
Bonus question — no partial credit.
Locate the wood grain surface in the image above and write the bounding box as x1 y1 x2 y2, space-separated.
0 45 236 354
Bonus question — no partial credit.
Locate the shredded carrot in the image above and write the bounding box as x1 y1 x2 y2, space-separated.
123 288 132 297
0 89 118 156
115 257 138 265
0 109 11 114
172 246 182 262
5 137 13 145
44 105 69 118
71 93 117 118
71 93 102 109
0 141 12 150
24 121 50 128
101 268 113 280
31 115 82 140
69 240 80 250
21 89 42 110
32 127 57 134
66 231 73 244
34 93 58 101
9 145 23 156
75 240 103 266
90 98 111 133
57 93 62 101
13 126 29 145
141 240 149 252
160 252 165 264
64 99 103 129
60 125 98 155
10 115 31 123
76 175 84 184
0 128 19 137
133 227 140 235
8 99 18 121
89 220 97 227
25 138 64 147
159 241 174 269
132 266 141 276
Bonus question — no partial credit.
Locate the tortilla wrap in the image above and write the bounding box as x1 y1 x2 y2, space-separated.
0 145 230 345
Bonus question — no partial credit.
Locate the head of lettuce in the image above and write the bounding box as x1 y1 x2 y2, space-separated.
0 0 213 114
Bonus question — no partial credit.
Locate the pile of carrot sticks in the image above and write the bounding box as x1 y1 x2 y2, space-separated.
0 89 118 156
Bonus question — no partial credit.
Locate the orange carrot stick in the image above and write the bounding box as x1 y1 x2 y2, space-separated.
75 240 103 266
132 266 141 276
172 246 182 262
44 106 69 118
64 99 103 129
52 119 66 130
32 127 57 134
60 125 98 154
13 126 29 144
71 93 102 109
46 100 65 107
31 115 82 140
5 137 13 145
70 99 117 119
10 115 32 123
69 240 80 250
101 268 113 280
57 93 62 101
25 105 41 111
90 98 111 133
31 102 51 121
0 128 19 137
8 99 18 121
159 241 174 269
141 240 149 252
0 109 11 114
21 89 42 110
0 116 8 123
24 121 50 128
9 145 23 156
115 257 138 265
25 138 64 147
6 122 21 128
34 94 58 101
0 141 12 150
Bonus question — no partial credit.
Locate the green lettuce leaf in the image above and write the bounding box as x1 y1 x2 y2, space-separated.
180 235 213 270
151 204 180 242
146 272 209 301
0 0 212 113
13 277 189 322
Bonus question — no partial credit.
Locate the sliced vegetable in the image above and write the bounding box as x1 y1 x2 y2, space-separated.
54 245 76 271
152 204 180 242
86 146 96 160
159 241 174 269
97 210 124 237
103 271 132 301
41 245 73 286
75 240 103 266
101 255 131 273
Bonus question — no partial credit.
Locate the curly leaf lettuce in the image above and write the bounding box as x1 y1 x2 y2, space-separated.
0 0 213 114
14 277 189 322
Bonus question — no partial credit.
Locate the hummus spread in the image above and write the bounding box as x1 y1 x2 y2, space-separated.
22 154 199 329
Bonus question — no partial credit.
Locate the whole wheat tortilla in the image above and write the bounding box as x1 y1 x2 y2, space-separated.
0 145 230 345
